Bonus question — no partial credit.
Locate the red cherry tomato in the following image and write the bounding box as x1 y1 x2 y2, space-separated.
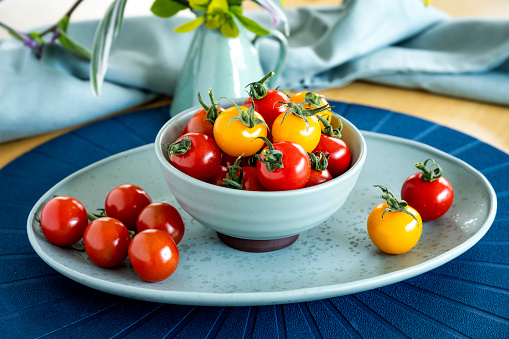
164 133 222 182
83 217 131 267
40 196 89 246
128 229 179 282
136 202 185 244
244 89 290 129
242 166 266 191
105 184 152 231
401 159 454 221
221 152 251 167
182 106 224 138
208 165 229 187
304 169 333 188
313 134 351 178
256 140 311 191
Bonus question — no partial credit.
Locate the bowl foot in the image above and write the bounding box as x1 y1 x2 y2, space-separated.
217 233 299 252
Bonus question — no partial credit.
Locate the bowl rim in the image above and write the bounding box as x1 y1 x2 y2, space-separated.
155 100 367 197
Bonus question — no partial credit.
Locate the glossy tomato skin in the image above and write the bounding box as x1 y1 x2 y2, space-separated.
128 229 179 282
208 165 228 187
256 141 311 191
213 106 268 157
367 203 422 254
182 106 224 138
105 184 152 231
242 166 266 191
169 133 221 182
40 196 89 246
401 173 454 221
244 89 290 128
83 217 131 267
272 113 321 152
136 202 185 244
304 169 333 188
313 134 351 178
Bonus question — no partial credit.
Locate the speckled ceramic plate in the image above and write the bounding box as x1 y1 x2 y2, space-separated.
27 132 497 306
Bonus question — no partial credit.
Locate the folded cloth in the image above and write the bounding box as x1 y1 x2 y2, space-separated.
1 0 508 143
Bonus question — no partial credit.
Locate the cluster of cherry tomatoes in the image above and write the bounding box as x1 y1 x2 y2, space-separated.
367 159 454 255
39 184 184 282
165 72 352 191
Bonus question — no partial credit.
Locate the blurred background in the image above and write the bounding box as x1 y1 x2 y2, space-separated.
2 0 509 40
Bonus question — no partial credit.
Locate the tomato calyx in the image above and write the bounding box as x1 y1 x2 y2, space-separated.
255 136 284 172
246 71 274 99
224 99 269 130
197 88 221 125
308 151 329 171
302 91 326 108
416 158 443 182
164 136 192 160
223 156 244 189
87 208 107 221
316 114 343 138
277 102 330 129
374 185 420 226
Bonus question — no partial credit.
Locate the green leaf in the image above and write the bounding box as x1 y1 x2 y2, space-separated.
0 21 24 41
174 15 205 33
220 16 239 38
57 15 70 32
90 0 127 97
28 31 45 44
189 0 208 10
231 11 269 36
150 0 188 18
57 29 91 60
208 0 229 13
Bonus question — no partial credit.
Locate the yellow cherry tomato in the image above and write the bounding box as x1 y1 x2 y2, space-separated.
213 106 267 157
272 113 321 152
367 202 422 255
290 91 332 129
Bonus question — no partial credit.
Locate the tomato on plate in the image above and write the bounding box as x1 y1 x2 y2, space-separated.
128 229 179 282
244 72 290 128
401 159 454 221
271 102 325 152
40 196 89 246
367 185 422 255
256 137 311 191
213 104 268 157
164 132 222 182
83 217 131 267
304 152 333 188
182 89 224 138
105 184 152 231
136 202 185 244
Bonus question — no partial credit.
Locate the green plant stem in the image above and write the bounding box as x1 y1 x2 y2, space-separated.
39 0 85 37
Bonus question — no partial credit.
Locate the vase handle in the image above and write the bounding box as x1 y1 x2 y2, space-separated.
252 30 288 89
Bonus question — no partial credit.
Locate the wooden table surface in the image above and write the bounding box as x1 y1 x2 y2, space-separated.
1 0 508 169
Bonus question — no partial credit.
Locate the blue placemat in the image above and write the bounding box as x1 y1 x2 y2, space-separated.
1 102 508 338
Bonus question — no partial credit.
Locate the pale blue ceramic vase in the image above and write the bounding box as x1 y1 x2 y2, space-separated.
169 20 288 117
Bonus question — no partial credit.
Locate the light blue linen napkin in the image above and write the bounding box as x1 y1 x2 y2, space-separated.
1 0 508 143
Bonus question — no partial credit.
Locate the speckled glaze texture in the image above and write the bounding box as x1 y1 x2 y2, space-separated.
27 131 496 306
157 99 367 241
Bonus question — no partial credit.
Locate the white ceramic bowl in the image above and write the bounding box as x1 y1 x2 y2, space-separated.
155 99 367 250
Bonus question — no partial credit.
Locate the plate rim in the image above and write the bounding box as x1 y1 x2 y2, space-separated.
26 132 498 306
